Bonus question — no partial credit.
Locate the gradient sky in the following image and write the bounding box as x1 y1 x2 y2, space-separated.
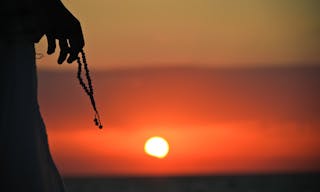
34 0 320 176
38 67 320 176
36 0 320 70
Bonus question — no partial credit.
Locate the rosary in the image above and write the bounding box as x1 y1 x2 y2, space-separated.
76 50 103 129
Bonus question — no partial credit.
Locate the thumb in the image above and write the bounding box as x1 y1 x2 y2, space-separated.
46 34 56 55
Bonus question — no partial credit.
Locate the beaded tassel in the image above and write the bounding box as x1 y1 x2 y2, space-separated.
77 50 103 129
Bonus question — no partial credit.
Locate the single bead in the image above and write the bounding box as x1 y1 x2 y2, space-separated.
94 118 98 126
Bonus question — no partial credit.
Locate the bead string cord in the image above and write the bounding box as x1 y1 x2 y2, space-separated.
77 50 103 129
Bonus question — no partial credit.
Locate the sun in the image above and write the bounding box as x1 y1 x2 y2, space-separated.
144 136 170 159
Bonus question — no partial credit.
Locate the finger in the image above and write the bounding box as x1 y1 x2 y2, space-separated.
67 35 85 63
46 34 56 55
67 40 82 64
58 39 70 64
67 47 80 64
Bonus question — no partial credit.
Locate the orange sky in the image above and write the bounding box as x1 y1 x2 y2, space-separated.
38 67 320 176
49 122 320 176
33 0 320 177
36 0 320 70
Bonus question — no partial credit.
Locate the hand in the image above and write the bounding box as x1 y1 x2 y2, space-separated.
45 1 85 64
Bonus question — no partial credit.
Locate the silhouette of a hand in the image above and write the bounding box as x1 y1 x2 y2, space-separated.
45 1 85 64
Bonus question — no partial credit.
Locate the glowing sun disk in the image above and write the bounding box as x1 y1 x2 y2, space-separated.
144 136 169 158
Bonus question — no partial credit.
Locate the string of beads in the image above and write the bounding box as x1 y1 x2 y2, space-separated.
77 50 103 129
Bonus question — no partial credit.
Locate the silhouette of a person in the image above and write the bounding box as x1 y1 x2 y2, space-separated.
1 1 84 191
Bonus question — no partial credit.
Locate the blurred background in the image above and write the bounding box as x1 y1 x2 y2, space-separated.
35 0 320 191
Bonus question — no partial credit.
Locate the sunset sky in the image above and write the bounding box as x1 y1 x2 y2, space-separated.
35 0 320 176
37 0 320 70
